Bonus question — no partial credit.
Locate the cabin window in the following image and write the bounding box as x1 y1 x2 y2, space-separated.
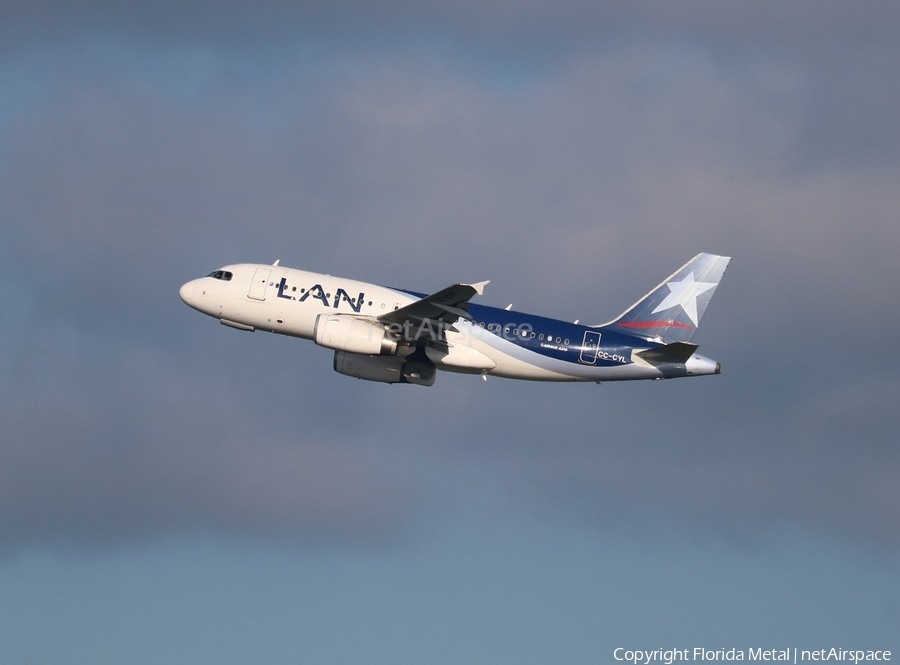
556 337 561 344
564 339 570 345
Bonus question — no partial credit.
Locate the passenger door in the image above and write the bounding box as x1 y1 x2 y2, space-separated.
579 330 601 364
248 268 271 301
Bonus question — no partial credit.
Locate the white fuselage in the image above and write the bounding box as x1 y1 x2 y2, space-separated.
179 263 721 383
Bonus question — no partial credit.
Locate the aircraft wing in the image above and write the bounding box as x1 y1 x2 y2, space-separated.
378 280 489 343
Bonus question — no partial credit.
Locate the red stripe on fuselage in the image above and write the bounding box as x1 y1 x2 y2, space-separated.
616 320 695 330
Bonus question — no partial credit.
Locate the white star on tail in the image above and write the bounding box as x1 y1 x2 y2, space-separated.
651 271 716 326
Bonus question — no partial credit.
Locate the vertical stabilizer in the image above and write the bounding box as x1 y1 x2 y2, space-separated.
601 253 730 344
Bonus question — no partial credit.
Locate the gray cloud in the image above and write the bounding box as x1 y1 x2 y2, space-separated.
1 8 898 552
0 323 415 550
4 1 900 50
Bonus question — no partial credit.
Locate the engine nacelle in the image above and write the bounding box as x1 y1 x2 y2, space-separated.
334 351 404 383
333 351 436 386
314 314 397 355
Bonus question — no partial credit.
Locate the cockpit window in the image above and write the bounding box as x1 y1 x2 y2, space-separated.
207 270 233 281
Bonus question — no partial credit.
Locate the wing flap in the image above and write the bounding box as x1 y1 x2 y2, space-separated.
378 281 488 327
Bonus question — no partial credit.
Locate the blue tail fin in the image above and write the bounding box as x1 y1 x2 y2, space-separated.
600 253 730 344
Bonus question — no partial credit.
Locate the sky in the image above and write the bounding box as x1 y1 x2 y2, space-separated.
1 1 899 663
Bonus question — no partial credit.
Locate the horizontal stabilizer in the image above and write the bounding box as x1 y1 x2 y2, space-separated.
637 342 698 364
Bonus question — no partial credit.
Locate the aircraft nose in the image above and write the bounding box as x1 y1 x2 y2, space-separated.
179 281 194 305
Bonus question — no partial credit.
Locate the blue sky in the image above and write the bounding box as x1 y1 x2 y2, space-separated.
1 2 899 663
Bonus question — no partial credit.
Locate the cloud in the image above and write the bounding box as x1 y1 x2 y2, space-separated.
4 1 900 51
0 323 415 550
1 11 899 552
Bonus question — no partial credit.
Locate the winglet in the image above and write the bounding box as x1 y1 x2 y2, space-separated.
467 280 490 296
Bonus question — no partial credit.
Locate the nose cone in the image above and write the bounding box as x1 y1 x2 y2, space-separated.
180 278 217 316
179 281 194 305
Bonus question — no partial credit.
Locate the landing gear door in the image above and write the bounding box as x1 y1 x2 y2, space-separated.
579 330 601 364
248 268 271 301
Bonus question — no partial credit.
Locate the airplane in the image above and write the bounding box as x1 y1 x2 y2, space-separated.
179 253 730 387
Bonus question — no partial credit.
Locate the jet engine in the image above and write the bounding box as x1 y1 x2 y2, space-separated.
313 314 398 356
333 351 436 386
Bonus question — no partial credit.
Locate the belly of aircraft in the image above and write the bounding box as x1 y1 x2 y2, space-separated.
453 333 659 382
